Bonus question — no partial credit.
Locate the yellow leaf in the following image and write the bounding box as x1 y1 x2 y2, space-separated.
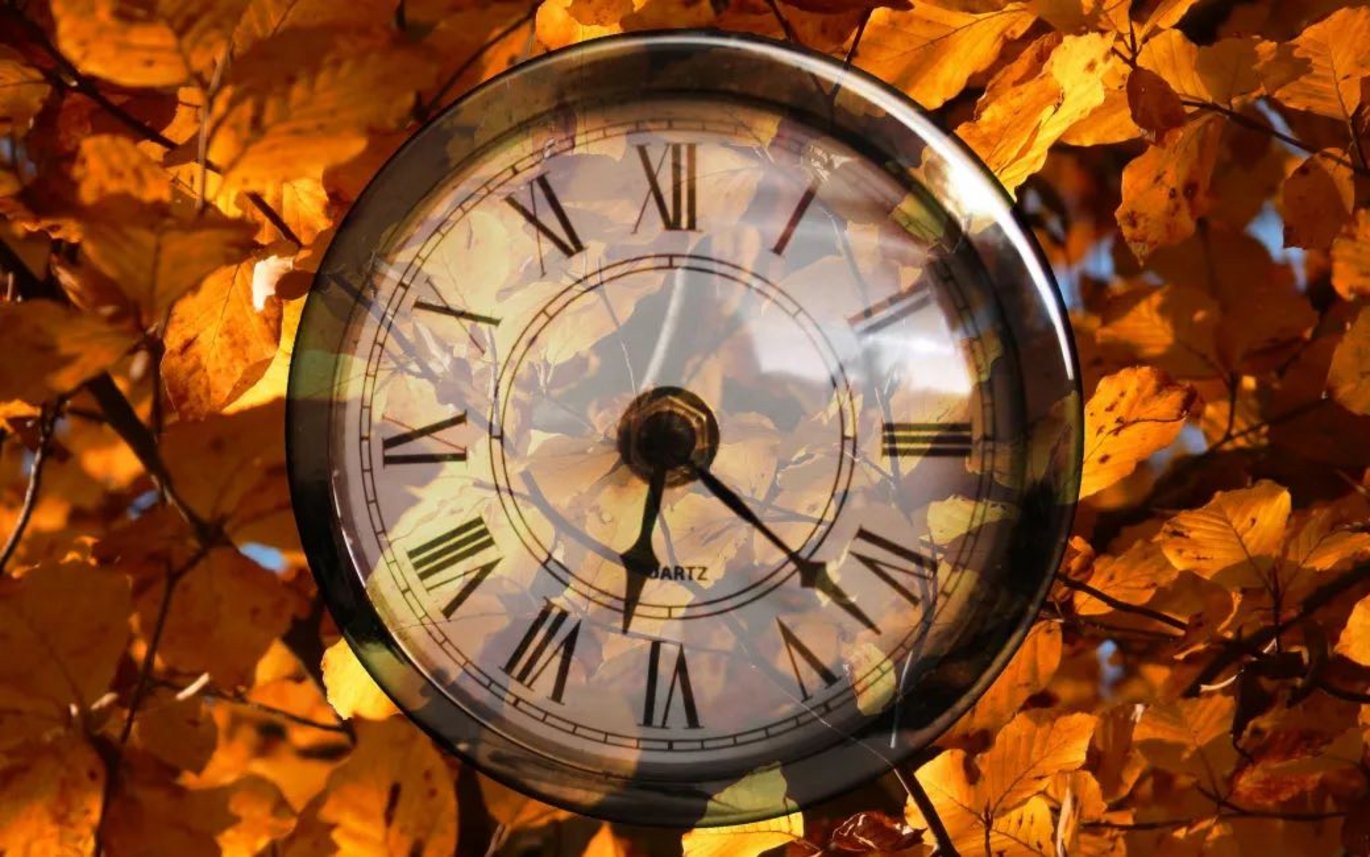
321 638 400 721
80 208 258 322
51 0 249 88
0 562 130 751
1060 53 1143 147
1075 540 1179 616
0 47 52 135
1080 366 1199 499
684 768 803 857
0 300 136 406
1157 480 1290 585
1337 596 1370 666
1267 6 1370 121
163 260 284 420
1115 114 1223 261
317 719 456 856
207 30 436 195
925 495 1015 545
857 3 1036 110
583 823 629 857
958 32 1114 192
132 690 219 773
0 736 103 855
1332 210 1370 300
1329 306 1370 416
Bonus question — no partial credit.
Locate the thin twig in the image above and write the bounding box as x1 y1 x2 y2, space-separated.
894 762 960 857
154 678 351 735
0 400 63 574
1181 97 1370 178
1184 558 1370 695
94 545 211 857
415 2 541 122
1056 575 1189 631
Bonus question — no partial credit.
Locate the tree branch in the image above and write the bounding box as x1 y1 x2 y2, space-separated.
0 400 63 574
1184 559 1370 696
1181 97 1370 178
154 678 352 735
1056 575 1189 631
414 2 542 122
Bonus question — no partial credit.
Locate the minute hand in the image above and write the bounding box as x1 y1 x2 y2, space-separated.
690 464 876 631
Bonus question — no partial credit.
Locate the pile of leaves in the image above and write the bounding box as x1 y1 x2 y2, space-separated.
2 0 1370 853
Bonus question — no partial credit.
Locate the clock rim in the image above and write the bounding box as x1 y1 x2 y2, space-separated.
285 27 1083 827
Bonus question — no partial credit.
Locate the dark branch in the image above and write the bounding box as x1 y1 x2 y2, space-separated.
0 400 63 574
1056 575 1189 631
895 760 960 857
415 2 541 122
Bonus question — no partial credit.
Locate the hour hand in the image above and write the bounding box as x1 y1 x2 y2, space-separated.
618 465 667 632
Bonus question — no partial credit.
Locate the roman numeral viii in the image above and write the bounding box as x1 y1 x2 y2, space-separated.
641 640 701 729
505 175 584 273
503 602 581 704
882 422 973 459
636 143 697 232
408 516 500 619
382 412 467 465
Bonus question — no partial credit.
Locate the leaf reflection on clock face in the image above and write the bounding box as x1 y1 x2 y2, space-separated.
325 97 1021 782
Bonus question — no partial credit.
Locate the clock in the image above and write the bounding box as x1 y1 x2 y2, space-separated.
287 31 1081 827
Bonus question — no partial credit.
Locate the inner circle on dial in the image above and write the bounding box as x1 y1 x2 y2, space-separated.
490 253 858 621
616 386 719 486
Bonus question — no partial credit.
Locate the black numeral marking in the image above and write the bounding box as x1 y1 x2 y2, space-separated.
636 143 698 232
641 640 701 729
777 619 839 701
773 182 818 255
852 527 937 606
409 517 499 618
382 412 468 465
882 422 973 459
505 175 585 273
848 282 934 336
413 300 500 327
502 602 581 704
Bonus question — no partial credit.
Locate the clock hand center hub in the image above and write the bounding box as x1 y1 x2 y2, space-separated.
616 386 720 487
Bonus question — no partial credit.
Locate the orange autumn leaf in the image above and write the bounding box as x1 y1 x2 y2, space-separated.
1332 210 1370 299
0 47 51 136
1127 67 1188 140
163 259 284 420
1280 152 1355 250
857 3 1036 110
1157 480 1291 585
0 735 104 854
1329 306 1370 416
1264 6 1370 122
0 300 136 407
1116 114 1223 261
1080 366 1199 498
1074 540 1180 616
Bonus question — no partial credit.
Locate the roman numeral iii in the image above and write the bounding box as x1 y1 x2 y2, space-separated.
641 640 701 729
503 602 581 704
636 143 698 232
382 412 468 465
882 422 973 458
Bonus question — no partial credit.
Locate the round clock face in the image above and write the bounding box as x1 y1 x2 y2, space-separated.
289 33 1081 826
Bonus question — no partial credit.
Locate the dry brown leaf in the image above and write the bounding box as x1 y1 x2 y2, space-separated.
0 48 52 135
1281 152 1355 250
1080 366 1199 499
1128 67 1187 140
